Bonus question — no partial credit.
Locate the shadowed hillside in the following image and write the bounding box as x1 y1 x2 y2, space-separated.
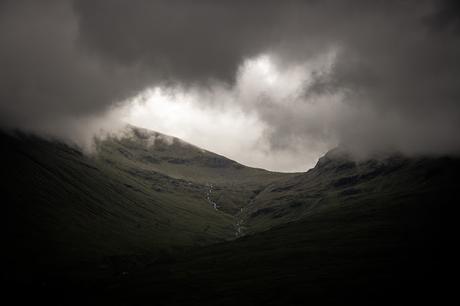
1 127 292 276
83 147 459 305
242 148 460 233
2 127 459 305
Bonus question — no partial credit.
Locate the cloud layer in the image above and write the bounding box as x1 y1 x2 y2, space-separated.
122 54 337 171
1 0 460 170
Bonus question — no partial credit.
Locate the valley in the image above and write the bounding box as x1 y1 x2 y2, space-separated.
2 125 459 305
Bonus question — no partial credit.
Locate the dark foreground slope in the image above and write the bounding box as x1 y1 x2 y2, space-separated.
2 129 460 305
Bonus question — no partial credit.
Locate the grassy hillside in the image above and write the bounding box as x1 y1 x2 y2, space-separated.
95 187 458 305
1 126 292 275
104 126 292 185
32 148 457 305
96 126 296 215
239 148 460 233
2 128 459 305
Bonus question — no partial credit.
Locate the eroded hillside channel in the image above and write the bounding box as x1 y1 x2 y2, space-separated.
204 182 248 238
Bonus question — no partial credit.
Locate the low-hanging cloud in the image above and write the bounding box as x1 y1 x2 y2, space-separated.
1 0 460 170
121 54 338 171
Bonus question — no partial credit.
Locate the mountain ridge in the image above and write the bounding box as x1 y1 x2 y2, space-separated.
1 125 295 269
2 125 459 305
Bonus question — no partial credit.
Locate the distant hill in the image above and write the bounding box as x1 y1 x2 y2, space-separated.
105 125 291 184
97 125 296 215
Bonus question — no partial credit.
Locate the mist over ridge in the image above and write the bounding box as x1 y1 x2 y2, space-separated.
1 0 460 171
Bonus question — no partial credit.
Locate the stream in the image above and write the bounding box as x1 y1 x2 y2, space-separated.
205 183 245 237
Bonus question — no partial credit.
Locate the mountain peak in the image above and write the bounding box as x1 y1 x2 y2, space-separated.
96 124 290 184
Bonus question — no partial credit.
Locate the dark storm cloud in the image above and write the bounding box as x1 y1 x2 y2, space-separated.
1 0 460 159
72 0 292 83
0 0 150 131
305 0 460 156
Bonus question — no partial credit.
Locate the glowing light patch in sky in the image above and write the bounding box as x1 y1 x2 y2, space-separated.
250 55 278 85
120 53 338 172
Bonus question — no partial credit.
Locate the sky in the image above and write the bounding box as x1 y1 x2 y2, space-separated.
1 0 460 171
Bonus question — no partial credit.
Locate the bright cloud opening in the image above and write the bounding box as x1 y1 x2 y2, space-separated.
119 53 339 172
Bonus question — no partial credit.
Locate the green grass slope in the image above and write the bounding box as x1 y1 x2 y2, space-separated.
11 149 458 305
3 128 460 305
1 126 292 274
239 148 460 234
97 126 296 214
106 125 291 185
31 149 457 305
0 133 218 268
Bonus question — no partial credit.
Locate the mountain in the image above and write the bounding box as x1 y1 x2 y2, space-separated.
97 126 295 215
2 126 459 305
1 126 293 273
242 148 460 233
